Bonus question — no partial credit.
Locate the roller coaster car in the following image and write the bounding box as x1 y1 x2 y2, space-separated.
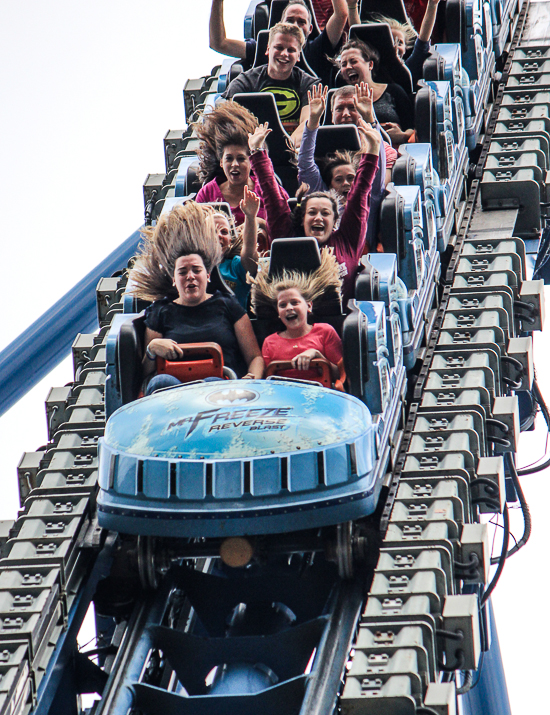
99 238 408 538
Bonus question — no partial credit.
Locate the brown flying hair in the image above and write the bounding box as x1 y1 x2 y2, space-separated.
129 202 221 302
192 101 259 184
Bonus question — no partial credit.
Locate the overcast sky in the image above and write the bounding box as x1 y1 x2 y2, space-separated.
0 2 546 712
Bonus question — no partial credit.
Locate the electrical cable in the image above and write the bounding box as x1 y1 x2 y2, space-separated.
490 454 531 562
519 379 550 475
456 669 474 695
481 504 509 605
438 649 465 672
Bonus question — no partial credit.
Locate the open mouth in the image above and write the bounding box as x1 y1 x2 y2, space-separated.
345 71 359 83
285 313 298 322
310 224 325 234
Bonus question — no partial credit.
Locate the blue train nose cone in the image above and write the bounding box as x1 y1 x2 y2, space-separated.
98 380 379 537
103 380 372 460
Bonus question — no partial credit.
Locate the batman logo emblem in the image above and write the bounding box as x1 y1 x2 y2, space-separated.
205 388 260 405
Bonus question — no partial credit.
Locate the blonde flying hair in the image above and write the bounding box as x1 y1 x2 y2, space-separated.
367 14 417 48
129 202 222 302
269 21 306 49
250 248 342 315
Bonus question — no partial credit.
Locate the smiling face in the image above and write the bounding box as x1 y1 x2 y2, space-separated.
281 4 312 38
214 214 232 255
332 94 361 125
339 49 373 86
330 164 356 203
277 288 311 332
220 144 251 187
173 254 209 306
267 32 301 80
392 29 406 60
303 196 336 244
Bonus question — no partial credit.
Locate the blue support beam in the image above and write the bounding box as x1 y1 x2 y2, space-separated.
0 228 142 418
461 600 512 715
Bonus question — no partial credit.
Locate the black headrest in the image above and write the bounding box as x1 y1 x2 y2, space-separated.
252 29 317 75
183 162 201 195
415 84 437 146
251 1 270 37
228 61 244 84
209 265 235 297
380 184 405 258
391 152 416 185
445 0 467 52
269 237 321 275
422 50 446 82
349 24 413 94
118 314 146 404
268 0 320 39
323 88 338 125
232 91 290 154
360 0 409 24
314 125 361 157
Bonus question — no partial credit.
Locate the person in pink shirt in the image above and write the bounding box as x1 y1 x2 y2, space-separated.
194 101 288 227
252 251 344 384
248 120 380 305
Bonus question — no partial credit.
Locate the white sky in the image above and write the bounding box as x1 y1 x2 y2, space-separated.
0 2 546 712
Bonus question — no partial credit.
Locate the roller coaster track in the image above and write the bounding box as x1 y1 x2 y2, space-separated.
0 0 547 713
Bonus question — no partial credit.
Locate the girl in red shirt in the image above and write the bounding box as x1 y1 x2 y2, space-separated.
252 250 344 384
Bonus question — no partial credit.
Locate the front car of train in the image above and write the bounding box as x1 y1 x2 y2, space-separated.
98 378 379 537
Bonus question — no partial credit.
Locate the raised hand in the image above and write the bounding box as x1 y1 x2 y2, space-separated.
353 82 374 124
307 84 328 129
358 122 382 156
248 122 271 152
240 185 261 217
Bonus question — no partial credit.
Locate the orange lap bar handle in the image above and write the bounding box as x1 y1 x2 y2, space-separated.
265 358 346 392
156 342 226 382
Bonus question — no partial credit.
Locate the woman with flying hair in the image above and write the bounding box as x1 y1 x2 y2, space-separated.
251 249 344 384
130 202 264 393
194 100 289 227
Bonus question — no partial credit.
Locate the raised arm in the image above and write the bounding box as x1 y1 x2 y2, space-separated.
346 0 361 27
239 185 260 276
249 124 293 241
297 86 327 191
337 125 380 251
209 0 247 60
325 0 349 48
418 0 441 43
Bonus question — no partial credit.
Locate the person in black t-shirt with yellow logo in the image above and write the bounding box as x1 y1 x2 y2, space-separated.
222 22 321 144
